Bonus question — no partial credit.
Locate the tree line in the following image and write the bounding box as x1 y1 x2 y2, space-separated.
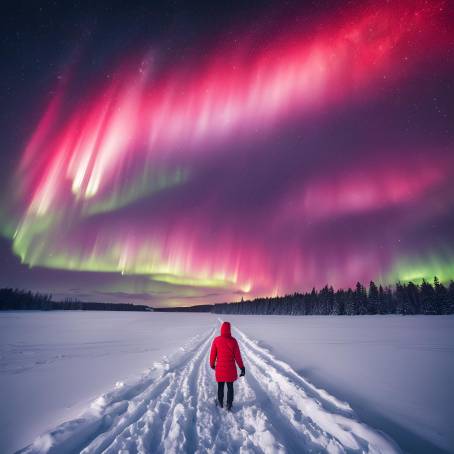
0 288 153 311
213 277 454 315
4 278 454 315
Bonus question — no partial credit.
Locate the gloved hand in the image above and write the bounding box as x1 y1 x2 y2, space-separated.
211 364 215 370
240 367 245 377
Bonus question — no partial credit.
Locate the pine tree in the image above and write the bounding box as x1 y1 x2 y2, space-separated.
395 283 406 314
448 282 454 314
385 286 395 314
420 279 436 314
355 282 367 315
378 285 386 314
406 281 420 314
368 281 379 314
344 288 355 315
434 276 448 314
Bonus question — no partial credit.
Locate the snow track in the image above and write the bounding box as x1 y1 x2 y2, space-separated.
18 322 400 454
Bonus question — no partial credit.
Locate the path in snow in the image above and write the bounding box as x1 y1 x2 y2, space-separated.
18 322 400 454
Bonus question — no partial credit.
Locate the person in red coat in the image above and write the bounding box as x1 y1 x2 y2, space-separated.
209 321 245 410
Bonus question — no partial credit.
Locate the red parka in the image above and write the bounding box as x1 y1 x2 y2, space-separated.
210 322 244 382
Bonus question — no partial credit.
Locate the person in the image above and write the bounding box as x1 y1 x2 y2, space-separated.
209 321 245 411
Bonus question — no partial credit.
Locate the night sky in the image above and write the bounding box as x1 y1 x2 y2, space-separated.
1 0 453 307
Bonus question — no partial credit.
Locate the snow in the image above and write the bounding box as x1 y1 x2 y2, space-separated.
0 311 215 453
226 315 454 453
1 312 453 453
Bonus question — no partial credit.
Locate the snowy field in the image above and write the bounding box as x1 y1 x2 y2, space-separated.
227 315 454 454
0 312 215 453
0 313 453 453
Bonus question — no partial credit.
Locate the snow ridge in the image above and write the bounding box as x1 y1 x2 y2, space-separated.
18 323 400 454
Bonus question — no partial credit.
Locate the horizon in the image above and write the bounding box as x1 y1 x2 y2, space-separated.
1 274 452 308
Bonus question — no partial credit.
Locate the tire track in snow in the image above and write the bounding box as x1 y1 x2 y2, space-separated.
18 323 400 454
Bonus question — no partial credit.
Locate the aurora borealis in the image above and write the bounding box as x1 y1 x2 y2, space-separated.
1 1 453 306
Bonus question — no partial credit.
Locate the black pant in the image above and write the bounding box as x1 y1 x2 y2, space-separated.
218 381 234 407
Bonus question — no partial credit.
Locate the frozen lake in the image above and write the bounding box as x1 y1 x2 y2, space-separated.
1 312 453 453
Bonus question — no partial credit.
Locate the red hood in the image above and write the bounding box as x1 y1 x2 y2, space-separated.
220 321 232 337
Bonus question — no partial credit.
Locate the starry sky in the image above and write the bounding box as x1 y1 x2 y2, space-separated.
0 0 453 307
